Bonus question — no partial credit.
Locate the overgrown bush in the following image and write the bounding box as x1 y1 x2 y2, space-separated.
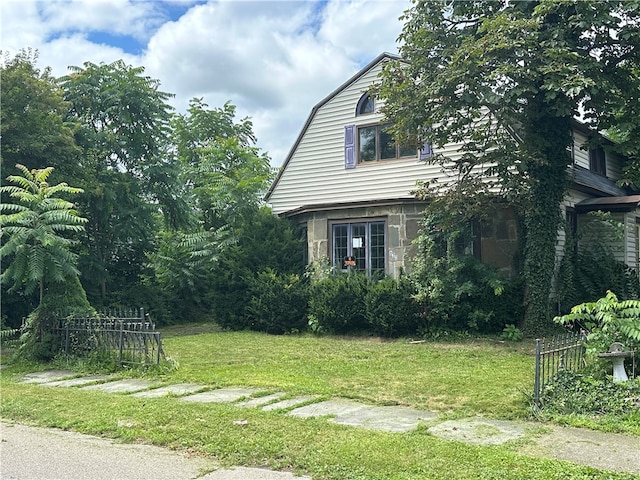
245 269 309 334
308 272 370 334
208 209 306 329
410 210 516 334
365 276 422 337
554 290 640 376
17 276 94 361
541 370 640 415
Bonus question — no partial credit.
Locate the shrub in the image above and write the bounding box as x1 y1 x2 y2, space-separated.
541 370 640 415
365 276 422 337
209 209 306 329
308 273 370 334
501 324 524 342
554 290 640 376
245 269 309 334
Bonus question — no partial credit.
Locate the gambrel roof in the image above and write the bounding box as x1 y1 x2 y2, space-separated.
265 52 401 201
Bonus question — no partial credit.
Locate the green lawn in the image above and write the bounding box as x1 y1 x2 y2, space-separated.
158 328 534 418
0 326 636 480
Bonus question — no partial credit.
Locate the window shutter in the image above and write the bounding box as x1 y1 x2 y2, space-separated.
345 124 356 169
419 142 433 160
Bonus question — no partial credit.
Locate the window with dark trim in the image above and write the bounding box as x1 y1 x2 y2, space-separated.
331 220 386 275
589 146 606 176
356 94 374 116
358 124 415 162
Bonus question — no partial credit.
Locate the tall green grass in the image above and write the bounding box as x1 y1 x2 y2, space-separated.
1 327 636 480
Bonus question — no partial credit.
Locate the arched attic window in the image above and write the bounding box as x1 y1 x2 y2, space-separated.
356 93 374 115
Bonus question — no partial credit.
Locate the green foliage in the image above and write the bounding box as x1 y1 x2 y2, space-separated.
541 371 640 416
244 269 309 334
308 272 370 335
376 0 640 336
364 276 422 337
0 164 87 303
172 98 273 231
555 213 640 312
554 291 640 374
204 209 306 328
17 275 94 361
501 324 524 342
59 60 185 306
0 49 80 178
410 210 517 334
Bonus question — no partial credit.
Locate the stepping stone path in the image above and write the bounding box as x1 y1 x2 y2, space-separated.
80 379 160 394
13 370 640 475
181 388 260 403
427 418 527 445
14 371 527 441
131 383 203 398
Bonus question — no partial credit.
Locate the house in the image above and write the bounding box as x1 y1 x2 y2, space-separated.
265 53 640 278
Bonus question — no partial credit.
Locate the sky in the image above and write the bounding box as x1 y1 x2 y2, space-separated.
1 0 411 166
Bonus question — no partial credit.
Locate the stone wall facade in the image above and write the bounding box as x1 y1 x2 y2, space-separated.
291 201 426 278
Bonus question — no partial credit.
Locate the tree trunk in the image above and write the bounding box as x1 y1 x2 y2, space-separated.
521 113 572 336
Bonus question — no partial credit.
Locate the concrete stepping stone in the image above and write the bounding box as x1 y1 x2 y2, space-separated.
131 383 203 398
262 395 319 411
428 418 527 445
235 392 286 408
181 388 259 403
40 375 114 388
79 379 159 394
290 399 436 432
338 405 436 433
21 370 76 384
289 399 366 419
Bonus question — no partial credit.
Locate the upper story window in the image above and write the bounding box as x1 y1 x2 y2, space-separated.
358 124 416 162
356 93 374 115
589 146 606 176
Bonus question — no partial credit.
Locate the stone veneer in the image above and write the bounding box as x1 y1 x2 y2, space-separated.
292 201 426 278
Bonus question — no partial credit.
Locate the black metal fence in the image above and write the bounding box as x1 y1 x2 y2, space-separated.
533 331 587 403
53 309 163 366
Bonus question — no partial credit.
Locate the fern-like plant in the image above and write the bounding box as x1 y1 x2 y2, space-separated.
554 290 640 371
0 164 87 303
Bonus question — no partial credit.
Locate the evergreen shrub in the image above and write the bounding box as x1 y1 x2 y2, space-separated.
245 269 309 334
365 276 422 337
308 273 370 334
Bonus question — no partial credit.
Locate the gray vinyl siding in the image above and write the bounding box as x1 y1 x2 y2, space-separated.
269 59 461 215
572 130 625 181
623 212 639 268
573 131 591 170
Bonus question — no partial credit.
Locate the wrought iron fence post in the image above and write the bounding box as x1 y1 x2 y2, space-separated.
118 322 124 365
65 321 70 355
534 338 541 404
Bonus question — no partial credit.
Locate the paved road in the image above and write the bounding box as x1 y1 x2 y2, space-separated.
0 422 311 480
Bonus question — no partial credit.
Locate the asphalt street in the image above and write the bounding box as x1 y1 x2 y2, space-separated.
0 422 310 480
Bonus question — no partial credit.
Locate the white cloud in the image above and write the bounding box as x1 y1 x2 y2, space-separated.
1 0 410 165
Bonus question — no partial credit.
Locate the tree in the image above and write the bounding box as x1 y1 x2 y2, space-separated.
59 60 188 304
0 164 87 304
0 50 80 188
376 0 640 334
151 100 278 323
172 99 273 230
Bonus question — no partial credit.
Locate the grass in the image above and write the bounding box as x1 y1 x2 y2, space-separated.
1 325 637 480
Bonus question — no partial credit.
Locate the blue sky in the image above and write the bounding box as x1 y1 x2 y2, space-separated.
1 0 410 166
